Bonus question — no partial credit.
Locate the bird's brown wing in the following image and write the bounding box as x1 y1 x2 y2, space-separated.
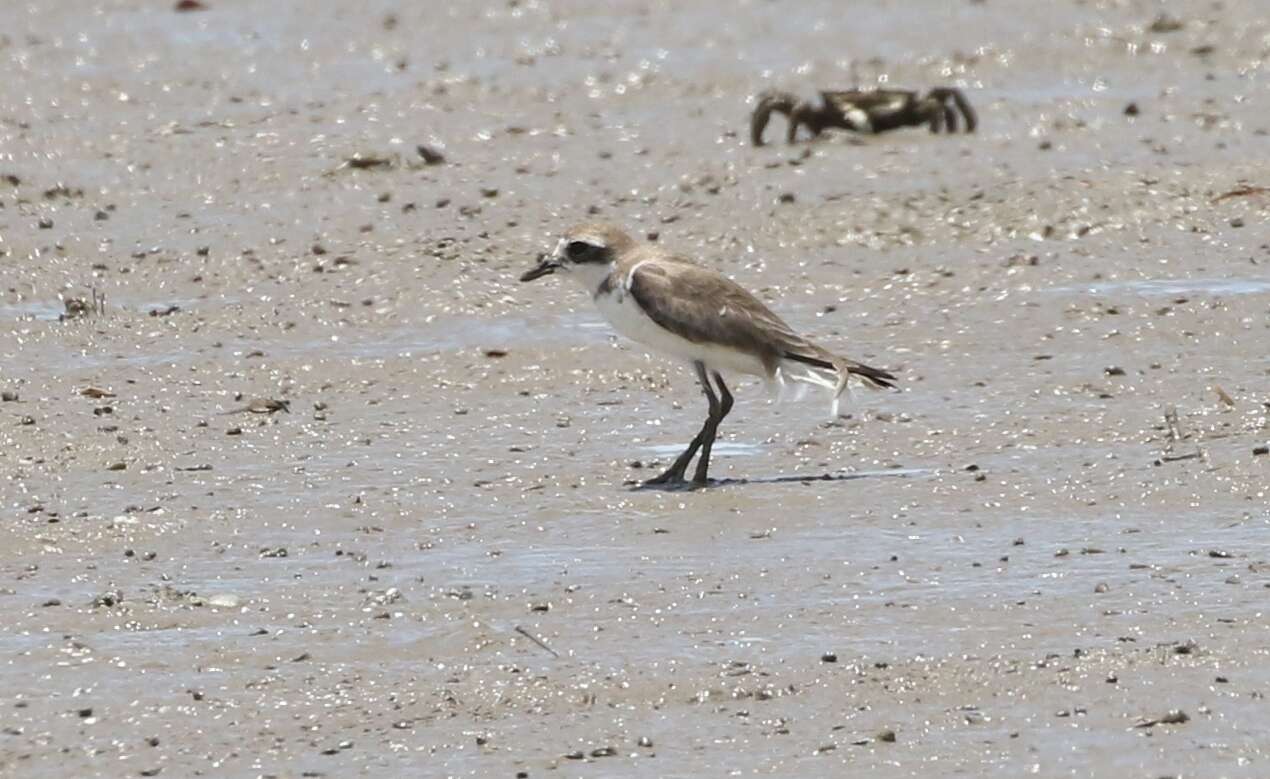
626 260 829 372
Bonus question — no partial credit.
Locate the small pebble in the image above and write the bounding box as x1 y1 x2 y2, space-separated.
417 144 445 165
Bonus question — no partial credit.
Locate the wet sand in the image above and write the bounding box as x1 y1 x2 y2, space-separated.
2 0 1269 776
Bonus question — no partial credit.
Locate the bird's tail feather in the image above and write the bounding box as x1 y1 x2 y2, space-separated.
772 351 897 417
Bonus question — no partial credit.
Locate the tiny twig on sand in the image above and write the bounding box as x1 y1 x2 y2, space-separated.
1159 407 1205 464
1211 185 1269 203
1135 709 1189 728
514 625 559 658
60 288 107 321
1163 406 1183 449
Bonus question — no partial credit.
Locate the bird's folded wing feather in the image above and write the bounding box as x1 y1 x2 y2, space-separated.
627 260 830 369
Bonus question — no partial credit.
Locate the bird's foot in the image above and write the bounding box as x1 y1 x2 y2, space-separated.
640 462 686 485
639 473 685 489
634 473 720 492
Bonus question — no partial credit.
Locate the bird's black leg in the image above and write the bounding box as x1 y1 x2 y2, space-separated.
642 429 704 486
643 361 716 486
692 370 733 484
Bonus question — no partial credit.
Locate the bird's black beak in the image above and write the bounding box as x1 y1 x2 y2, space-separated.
519 254 560 282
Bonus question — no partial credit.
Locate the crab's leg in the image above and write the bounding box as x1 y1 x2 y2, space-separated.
932 87 978 133
943 99 958 133
926 98 945 133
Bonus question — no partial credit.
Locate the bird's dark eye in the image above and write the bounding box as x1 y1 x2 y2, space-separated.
566 241 593 260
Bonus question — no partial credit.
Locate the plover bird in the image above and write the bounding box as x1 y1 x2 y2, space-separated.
520 223 896 487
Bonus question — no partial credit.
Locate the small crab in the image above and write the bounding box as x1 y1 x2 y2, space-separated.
751 87 978 146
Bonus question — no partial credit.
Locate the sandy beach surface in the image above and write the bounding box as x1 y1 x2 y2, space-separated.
2 0 1269 776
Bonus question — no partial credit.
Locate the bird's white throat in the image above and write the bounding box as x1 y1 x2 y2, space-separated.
562 259 617 297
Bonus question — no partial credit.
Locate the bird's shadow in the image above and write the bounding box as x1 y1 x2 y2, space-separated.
628 468 931 493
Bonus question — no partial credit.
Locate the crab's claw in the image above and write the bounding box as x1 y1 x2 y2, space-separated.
519 253 561 282
750 90 800 147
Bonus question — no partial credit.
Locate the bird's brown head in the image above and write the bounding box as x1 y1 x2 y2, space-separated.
519 223 637 282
